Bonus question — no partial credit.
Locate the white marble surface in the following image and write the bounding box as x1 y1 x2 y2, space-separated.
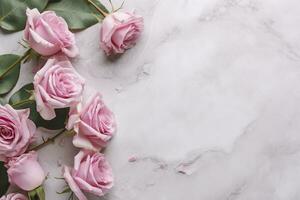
2 0 300 199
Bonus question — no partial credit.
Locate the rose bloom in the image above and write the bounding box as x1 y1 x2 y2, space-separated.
100 11 143 55
34 55 85 120
67 93 116 151
0 105 36 161
24 8 78 57
6 151 45 191
0 193 27 200
63 150 113 200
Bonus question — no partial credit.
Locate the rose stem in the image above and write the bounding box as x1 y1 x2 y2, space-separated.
87 0 109 17
107 0 114 12
114 0 125 12
0 48 31 79
29 129 67 151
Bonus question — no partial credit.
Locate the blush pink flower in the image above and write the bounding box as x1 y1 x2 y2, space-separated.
0 105 36 161
67 93 116 152
34 55 85 120
100 11 143 55
0 193 28 200
6 151 45 191
63 150 113 200
24 8 78 57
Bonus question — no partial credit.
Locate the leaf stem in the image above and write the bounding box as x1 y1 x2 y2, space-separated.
29 129 67 151
0 49 31 79
87 0 109 17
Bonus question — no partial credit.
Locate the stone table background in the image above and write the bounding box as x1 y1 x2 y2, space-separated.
1 0 300 199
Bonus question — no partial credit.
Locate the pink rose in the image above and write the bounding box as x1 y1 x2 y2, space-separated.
0 193 27 200
34 55 85 120
63 151 113 200
0 105 36 161
67 93 116 151
6 151 45 191
24 8 78 57
100 11 143 55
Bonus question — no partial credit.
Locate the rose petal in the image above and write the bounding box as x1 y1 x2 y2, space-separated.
63 166 88 200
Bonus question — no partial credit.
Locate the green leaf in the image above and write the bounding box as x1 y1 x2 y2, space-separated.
56 186 71 194
9 83 69 130
0 162 9 197
35 107 69 130
46 0 109 30
28 185 45 200
89 0 110 15
0 0 48 32
0 98 5 105
0 54 21 95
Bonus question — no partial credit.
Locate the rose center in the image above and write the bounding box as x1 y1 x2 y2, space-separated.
0 126 14 140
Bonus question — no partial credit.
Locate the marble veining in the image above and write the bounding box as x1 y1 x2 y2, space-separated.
1 0 300 199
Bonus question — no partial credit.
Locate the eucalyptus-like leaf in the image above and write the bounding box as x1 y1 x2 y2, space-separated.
9 83 69 130
0 0 48 32
46 0 109 30
0 162 9 197
0 54 21 95
28 185 45 200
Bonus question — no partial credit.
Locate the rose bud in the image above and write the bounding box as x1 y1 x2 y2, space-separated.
63 151 113 200
0 105 36 161
67 93 116 152
34 55 85 120
0 193 28 200
100 11 143 55
24 8 78 57
6 151 45 191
